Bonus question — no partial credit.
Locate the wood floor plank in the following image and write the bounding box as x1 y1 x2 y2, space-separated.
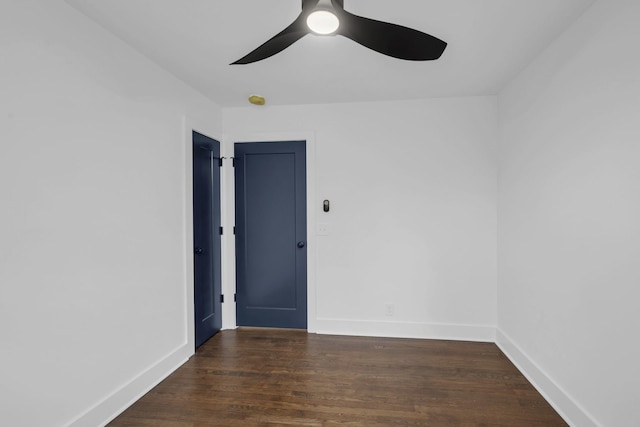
109 329 566 426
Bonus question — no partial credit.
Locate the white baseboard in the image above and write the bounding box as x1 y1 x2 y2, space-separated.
65 326 600 427
495 329 601 427
66 343 193 427
315 318 496 342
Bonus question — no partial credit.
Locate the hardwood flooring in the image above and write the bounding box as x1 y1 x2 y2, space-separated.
108 328 566 426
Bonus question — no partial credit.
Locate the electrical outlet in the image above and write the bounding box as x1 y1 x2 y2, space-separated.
385 303 395 317
317 223 329 236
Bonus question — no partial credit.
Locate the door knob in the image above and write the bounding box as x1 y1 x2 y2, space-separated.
194 247 204 255
297 241 306 249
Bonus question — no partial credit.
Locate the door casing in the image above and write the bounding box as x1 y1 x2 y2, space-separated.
221 133 317 332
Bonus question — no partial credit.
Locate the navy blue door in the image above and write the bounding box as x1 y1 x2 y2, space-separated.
193 131 222 348
235 141 307 329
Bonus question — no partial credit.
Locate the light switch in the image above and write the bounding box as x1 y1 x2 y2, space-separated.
317 223 329 236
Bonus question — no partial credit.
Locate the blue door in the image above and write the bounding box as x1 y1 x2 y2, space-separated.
235 141 307 329
193 131 222 347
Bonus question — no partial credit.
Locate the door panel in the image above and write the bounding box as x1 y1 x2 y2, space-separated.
193 131 222 348
235 141 307 329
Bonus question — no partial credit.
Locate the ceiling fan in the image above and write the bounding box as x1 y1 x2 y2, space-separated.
231 0 447 65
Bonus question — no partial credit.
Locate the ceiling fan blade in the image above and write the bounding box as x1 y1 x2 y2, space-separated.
231 14 309 65
336 10 447 61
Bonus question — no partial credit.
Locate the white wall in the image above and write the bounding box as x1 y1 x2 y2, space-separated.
15 0 635 425
0 1 222 426
497 1 640 426
224 97 498 341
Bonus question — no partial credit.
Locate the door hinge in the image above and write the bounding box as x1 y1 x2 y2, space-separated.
234 293 237 302
219 226 224 235
219 156 235 167
233 226 236 235
220 294 224 303
218 157 223 167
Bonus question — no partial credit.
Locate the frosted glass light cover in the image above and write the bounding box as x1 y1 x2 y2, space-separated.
307 10 339 35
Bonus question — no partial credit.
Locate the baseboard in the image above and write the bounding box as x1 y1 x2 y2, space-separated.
315 318 496 342
495 329 601 427
66 343 193 427
64 326 599 427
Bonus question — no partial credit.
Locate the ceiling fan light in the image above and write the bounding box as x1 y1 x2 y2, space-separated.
307 10 339 35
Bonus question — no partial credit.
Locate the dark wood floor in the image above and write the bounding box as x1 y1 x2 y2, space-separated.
109 328 566 426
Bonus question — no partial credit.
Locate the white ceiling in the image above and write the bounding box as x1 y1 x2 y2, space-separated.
65 0 595 107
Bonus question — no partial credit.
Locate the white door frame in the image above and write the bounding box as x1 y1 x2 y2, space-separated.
221 131 317 333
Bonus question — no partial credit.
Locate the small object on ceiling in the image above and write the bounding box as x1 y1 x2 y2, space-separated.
248 95 266 105
231 0 447 65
